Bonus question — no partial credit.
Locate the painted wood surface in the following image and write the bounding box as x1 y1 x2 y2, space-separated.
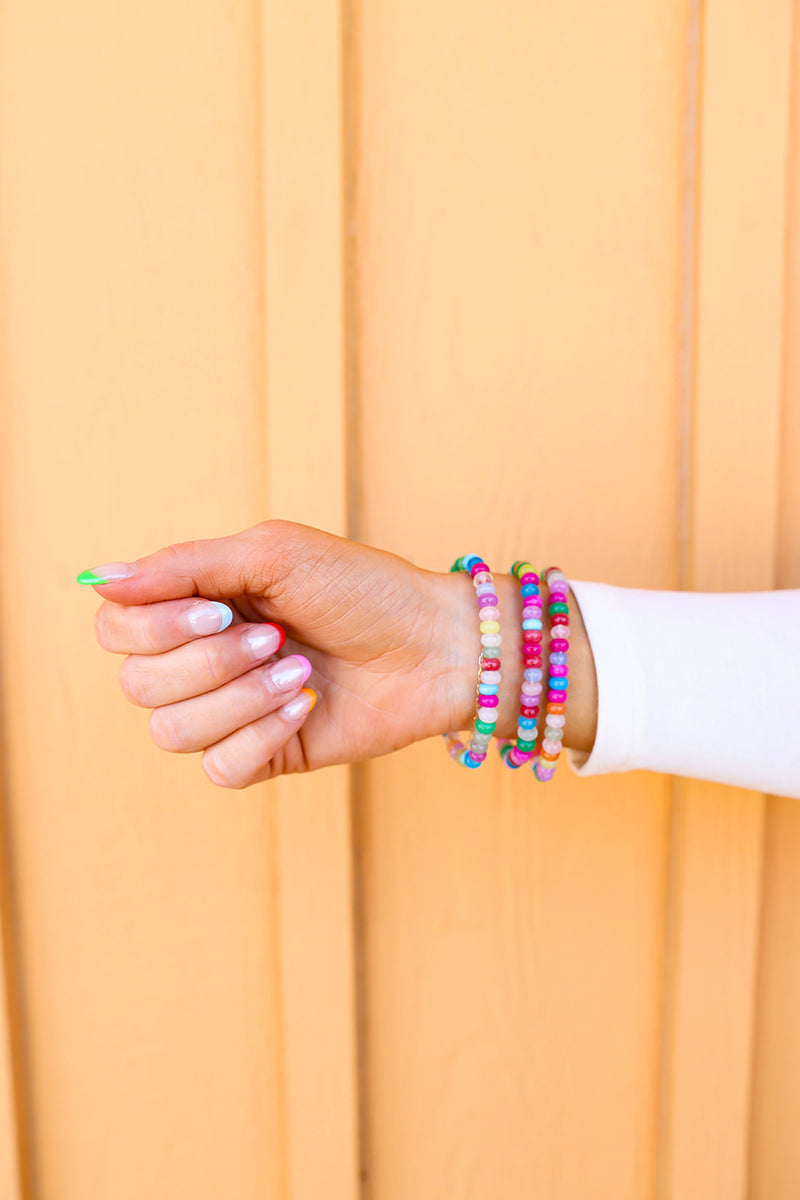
0 2 798 1197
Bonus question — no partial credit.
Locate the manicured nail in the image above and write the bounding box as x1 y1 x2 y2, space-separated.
185 601 233 636
278 687 317 721
269 655 313 691
245 623 286 659
76 562 137 585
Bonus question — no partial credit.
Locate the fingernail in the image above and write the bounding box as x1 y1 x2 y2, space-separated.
245 623 286 659
76 562 137 585
278 687 316 721
269 655 313 691
185 601 233 636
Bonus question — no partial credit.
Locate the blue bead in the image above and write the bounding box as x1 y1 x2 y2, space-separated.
462 554 481 570
520 584 540 598
548 677 569 689
478 684 499 695
549 652 568 665
518 717 536 730
523 668 543 682
522 618 542 630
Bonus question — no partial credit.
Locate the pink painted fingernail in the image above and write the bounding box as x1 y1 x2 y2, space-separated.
269 655 312 691
185 601 233 635
278 688 316 721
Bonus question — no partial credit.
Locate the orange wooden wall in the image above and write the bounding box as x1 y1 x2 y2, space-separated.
0 2 797 1198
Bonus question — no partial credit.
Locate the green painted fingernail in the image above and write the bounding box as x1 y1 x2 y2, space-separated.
76 561 137 585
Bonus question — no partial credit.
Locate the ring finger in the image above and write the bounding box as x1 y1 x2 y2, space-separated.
149 653 313 753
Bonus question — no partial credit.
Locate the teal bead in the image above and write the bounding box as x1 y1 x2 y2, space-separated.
520 584 539 598
516 738 536 753
475 718 495 735
548 677 569 689
478 684 499 695
519 717 536 729
549 602 569 615
522 618 542 630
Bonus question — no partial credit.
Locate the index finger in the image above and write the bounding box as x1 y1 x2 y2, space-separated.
94 597 244 655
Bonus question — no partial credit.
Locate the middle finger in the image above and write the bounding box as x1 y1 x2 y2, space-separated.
118 620 287 708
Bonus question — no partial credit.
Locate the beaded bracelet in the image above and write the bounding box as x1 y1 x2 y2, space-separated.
443 555 502 768
532 566 570 782
497 561 543 768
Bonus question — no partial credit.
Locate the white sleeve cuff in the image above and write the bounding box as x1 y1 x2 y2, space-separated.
563 580 648 778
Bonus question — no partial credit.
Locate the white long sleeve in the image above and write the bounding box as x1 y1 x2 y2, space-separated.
565 581 800 800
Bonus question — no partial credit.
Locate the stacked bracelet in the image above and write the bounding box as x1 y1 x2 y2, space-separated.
498 561 543 768
532 566 570 782
443 555 502 768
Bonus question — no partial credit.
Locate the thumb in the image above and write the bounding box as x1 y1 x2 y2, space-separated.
74 519 332 606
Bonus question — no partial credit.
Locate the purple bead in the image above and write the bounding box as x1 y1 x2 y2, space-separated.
550 639 570 653
478 594 498 607
550 664 568 676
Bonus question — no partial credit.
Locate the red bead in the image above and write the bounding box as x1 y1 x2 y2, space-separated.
551 616 569 627
523 656 542 668
520 705 539 719
481 658 501 671
550 639 569 653
523 629 542 642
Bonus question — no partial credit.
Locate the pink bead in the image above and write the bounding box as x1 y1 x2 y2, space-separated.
548 690 567 703
522 605 542 620
550 664 568 676
550 639 570 652
520 573 539 586
521 681 542 695
470 751 487 762
479 606 499 621
551 625 570 641
472 571 492 585
542 738 562 755
511 748 534 764
479 694 499 707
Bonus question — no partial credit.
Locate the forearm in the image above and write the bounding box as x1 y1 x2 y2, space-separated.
436 569 598 757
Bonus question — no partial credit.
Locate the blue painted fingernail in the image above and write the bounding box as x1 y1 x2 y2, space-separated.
185 601 233 635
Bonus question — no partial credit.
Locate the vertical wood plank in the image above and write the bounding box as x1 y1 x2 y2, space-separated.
259 3 360 1199
656 2 793 1197
0 3 286 1196
0 782 24 1199
748 4 800 1196
353 3 686 1197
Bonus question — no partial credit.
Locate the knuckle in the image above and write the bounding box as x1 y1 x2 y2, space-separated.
94 605 110 649
202 751 242 789
118 658 147 705
149 708 179 752
199 639 227 687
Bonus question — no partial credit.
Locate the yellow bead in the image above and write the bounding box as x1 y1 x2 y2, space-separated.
479 620 500 634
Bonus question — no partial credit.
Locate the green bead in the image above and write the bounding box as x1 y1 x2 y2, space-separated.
516 738 535 753
474 719 495 735
549 602 569 615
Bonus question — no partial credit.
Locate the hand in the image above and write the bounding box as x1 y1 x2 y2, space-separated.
83 520 476 788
